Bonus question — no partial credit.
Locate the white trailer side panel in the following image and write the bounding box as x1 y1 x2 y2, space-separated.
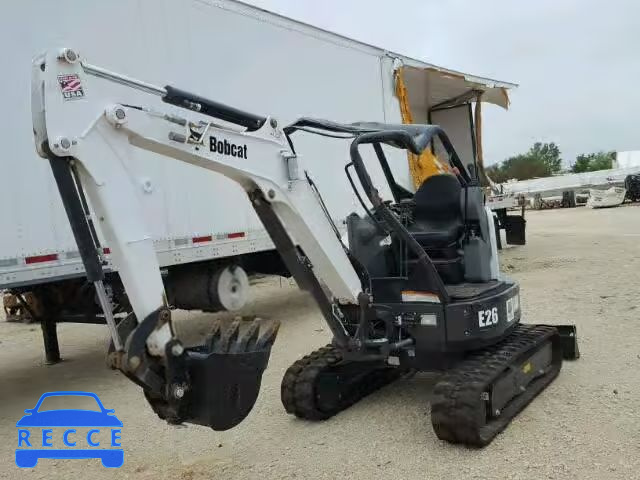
0 0 408 288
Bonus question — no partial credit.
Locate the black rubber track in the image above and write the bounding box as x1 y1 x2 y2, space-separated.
281 344 404 420
430 324 562 447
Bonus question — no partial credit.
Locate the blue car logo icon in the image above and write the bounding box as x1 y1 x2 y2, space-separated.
16 391 123 468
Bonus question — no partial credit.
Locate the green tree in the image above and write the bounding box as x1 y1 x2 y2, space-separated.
486 142 563 182
570 151 615 173
529 142 562 175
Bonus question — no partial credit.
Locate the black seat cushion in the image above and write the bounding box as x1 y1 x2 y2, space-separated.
410 174 463 247
410 220 462 247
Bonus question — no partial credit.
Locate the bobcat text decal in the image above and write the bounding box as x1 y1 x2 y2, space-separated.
209 136 248 159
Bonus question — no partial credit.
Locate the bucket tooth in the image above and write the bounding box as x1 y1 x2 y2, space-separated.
230 317 262 353
254 320 280 350
205 320 223 351
217 318 242 352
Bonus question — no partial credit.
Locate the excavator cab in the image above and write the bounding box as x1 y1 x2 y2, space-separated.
285 119 499 304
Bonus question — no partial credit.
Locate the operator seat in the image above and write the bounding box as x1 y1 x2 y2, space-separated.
410 173 464 248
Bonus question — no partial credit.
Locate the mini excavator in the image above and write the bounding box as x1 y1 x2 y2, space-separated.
31 48 579 446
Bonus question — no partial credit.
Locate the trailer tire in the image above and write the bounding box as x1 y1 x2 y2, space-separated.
212 265 250 311
167 263 251 312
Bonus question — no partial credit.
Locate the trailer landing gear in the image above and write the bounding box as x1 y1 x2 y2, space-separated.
40 315 61 364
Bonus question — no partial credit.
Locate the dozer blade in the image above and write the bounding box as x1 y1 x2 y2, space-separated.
146 317 280 431
544 324 580 360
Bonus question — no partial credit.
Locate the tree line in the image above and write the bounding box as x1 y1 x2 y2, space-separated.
485 142 615 183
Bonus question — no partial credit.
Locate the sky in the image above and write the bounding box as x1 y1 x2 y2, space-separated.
244 0 640 167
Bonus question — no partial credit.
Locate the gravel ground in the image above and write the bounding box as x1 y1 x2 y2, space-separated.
2 205 640 480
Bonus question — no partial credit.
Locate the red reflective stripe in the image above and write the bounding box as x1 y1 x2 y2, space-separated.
192 235 212 243
227 232 245 239
103 247 111 254
25 254 58 264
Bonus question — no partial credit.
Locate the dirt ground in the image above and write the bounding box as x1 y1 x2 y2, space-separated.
2 205 640 480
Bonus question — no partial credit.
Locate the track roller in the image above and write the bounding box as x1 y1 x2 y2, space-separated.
281 345 404 420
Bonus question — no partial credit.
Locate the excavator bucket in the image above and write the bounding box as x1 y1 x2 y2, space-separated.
185 318 279 430
142 317 280 431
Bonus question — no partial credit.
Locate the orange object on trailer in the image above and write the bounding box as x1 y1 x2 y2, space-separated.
394 67 450 189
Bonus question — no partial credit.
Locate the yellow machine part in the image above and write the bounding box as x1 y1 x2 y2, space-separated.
394 67 450 190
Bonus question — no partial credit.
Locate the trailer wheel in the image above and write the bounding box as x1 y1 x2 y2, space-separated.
212 265 251 311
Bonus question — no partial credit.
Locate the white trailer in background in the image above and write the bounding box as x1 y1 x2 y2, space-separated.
499 165 640 209
0 0 514 362
614 151 640 169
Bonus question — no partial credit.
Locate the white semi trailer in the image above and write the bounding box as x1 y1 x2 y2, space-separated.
0 0 514 362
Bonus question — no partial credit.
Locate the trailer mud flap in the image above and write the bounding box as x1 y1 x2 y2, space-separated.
504 215 526 245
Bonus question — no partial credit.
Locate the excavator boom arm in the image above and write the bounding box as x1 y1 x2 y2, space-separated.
32 47 362 429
